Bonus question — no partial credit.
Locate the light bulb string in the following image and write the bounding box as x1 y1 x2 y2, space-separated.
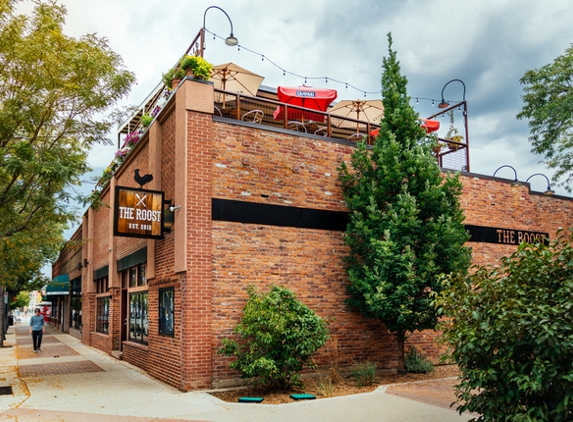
203 28 462 106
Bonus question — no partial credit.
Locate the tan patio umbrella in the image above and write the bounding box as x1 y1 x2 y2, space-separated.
211 62 265 107
328 99 384 132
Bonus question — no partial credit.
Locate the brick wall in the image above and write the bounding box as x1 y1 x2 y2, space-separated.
208 119 573 385
92 189 111 272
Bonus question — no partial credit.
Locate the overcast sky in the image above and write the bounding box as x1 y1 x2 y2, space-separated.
16 0 573 201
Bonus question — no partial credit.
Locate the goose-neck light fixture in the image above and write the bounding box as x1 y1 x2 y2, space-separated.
493 165 521 187
525 173 555 196
203 6 238 46
438 79 466 109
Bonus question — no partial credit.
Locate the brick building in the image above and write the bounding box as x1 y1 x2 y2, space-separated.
52 76 573 392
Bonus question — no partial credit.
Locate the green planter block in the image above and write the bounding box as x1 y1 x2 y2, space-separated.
290 394 316 400
238 397 264 403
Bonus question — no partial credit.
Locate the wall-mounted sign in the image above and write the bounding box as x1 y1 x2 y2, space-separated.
466 224 549 245
114 186 165 239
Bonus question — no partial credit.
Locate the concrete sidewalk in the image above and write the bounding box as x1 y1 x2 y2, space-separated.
0 320 472 421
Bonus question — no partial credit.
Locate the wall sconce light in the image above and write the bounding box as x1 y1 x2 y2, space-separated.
77 262 82 271
169 205 181 212
438 79 466 109
203 6 239 46
84 258 89 267
525 173 555 196
492 165 521 187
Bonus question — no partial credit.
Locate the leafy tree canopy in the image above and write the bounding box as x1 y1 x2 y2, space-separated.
0 0 135 287
338 33 471 373
517 45 573 192
435 230 573 421
10 291 30 310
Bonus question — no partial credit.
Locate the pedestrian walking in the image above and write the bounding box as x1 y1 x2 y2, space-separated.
29 308 45 353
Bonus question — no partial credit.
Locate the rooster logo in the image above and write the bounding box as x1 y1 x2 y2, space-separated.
134 169 153 189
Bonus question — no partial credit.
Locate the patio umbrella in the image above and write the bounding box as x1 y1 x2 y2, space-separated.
211 62 265 106
274 86 337 123
328 99 384 132
369 118 440 138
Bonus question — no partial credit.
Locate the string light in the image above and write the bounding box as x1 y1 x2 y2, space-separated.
202 28 450 102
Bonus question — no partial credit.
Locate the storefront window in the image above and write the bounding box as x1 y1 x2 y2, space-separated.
129 291 148 345
138 264 146 286
96 296 110 334
129 268 137 288
159 288 174 336
71 277 82 330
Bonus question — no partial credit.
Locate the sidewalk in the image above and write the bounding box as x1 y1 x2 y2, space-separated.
0 320 472 421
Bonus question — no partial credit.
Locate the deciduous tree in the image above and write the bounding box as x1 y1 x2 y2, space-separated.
0 0 134 344
338 33 471 373
517 45 573 192
435 230 573 421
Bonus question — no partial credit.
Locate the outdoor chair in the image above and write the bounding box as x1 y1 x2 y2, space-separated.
348 133 366 142
314 127 328 136
241 109 264 124
287 121 307 133
214 106 222 117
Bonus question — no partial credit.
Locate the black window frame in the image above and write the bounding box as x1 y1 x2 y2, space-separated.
129 291 148 345
96 296 110 334
159 287 174 336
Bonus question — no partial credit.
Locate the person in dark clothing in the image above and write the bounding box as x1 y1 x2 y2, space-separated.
29 308 45 353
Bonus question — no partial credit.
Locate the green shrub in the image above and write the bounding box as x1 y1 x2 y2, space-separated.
405 347 434 374
435 229 573 421
351 361 377 387
219 285 329 389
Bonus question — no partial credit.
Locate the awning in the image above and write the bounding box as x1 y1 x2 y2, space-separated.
45 274 69 296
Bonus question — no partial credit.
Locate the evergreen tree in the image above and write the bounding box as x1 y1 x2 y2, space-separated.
338 33 471 373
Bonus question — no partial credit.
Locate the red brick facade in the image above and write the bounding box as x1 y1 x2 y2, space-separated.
53 77 573 391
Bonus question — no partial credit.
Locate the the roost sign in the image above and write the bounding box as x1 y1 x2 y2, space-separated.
466 224 549 246
114 186 164 239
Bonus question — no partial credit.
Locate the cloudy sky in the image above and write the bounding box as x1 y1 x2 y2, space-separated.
16 0 573 198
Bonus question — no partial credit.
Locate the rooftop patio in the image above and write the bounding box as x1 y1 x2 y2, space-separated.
117 27 469 174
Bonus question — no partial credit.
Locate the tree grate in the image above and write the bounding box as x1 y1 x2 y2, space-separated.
0 386 13 395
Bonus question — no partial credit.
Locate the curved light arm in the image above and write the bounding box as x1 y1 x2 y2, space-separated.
203 6 238 46
525 173 555 196
438 79 466 108
493 165 521 187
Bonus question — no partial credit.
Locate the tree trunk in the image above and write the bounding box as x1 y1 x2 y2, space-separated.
396 330 406 374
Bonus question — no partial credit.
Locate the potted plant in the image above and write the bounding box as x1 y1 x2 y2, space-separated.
180 55 213 80
141 112 153 128
162 67 185 90
444 111 463 150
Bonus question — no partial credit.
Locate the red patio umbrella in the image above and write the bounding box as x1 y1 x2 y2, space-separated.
369 118 440 138
274 86 337 123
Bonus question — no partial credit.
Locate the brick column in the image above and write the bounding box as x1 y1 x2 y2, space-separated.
174 78 214 390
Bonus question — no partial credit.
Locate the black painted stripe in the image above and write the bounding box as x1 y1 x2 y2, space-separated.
212 198 348 231
212 199 549 244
